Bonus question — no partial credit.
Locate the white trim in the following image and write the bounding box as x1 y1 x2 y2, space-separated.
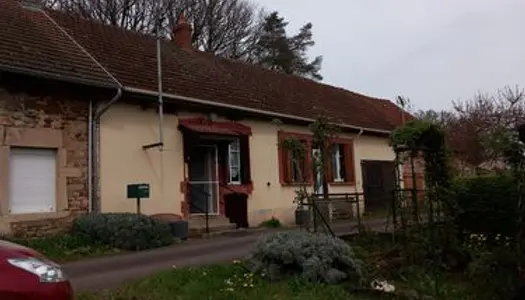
228 139 241 184
333 144 344 182
189 145 220 215
312 148 324 194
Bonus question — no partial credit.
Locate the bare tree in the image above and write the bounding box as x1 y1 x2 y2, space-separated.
44 0 265 60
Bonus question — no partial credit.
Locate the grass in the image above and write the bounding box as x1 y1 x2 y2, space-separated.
77 264 379 300
3 234 122 263
77 263 475 300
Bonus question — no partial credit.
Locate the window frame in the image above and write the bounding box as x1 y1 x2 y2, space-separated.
332 144 345 182
228 138 242 184
326 137 356 185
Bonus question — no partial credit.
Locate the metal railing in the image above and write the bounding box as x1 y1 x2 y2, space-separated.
187 183 211 234
302 192 365 237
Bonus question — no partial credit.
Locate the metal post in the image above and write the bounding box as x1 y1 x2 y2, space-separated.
136 197 141 214
205 193 209 235
156 38 164 151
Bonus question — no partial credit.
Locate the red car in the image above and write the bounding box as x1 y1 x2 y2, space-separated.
0 240 73 300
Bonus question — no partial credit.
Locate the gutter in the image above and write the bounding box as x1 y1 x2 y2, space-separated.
123 87 393 135
0 64 116 89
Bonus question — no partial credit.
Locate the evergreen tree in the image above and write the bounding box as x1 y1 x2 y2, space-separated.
254 12 322 80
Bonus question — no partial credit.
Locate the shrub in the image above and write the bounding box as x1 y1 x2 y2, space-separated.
467 247 518 300
259 217 282 228
245 231 364 284
73 213 174 251
453 174 518 240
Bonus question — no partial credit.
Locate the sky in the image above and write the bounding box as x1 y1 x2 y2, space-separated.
252 0 525 111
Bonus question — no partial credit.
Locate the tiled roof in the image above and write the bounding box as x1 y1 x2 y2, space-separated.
1 0 409 132
0 0 115 86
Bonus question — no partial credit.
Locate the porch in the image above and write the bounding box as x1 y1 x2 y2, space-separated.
178 117 253 233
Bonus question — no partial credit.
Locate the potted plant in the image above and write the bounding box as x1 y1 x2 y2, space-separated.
294 190 310 226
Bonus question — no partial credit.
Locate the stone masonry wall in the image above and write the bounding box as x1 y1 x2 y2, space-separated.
0 80 89 237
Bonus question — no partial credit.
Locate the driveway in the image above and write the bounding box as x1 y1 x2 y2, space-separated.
64 218 390 292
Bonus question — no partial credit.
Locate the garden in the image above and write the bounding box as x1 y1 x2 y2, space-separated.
74 117 525 299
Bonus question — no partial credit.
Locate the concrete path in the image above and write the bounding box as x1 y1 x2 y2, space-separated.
65 218 390 292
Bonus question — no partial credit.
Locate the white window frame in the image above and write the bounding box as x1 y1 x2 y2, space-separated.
332 144 345 182
228 139 241 184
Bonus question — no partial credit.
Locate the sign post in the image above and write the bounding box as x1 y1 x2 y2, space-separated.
126 183 150 214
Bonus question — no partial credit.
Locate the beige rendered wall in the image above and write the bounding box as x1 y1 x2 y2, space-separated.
244 121 397 226
99 103 184 215
99 104 397 226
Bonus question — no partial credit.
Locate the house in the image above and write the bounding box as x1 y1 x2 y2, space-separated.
0 0 411 235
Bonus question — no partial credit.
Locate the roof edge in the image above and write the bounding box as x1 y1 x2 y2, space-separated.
123 86 393 135
0 64 118 89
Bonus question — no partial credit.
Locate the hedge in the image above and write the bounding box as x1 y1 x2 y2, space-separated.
453 173 518 239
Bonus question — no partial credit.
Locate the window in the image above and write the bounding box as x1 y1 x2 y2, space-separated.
332 144 346 182
278 132 312 184
9 148 57 214
290 143 306 182
228 139 241 184
326 140 355 184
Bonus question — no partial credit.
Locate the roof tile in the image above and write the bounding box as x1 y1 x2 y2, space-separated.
0 0 114 86
1 0 408 131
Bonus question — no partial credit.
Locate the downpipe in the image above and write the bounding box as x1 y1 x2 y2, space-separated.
89 88 123 212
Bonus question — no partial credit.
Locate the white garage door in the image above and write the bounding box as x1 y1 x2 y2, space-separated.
9 148 57 214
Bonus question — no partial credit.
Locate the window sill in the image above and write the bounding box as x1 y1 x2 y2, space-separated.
329 181 356 186
221 182 254 194
280 182 313 187
2 211 70 222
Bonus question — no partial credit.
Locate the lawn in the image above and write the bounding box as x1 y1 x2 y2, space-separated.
77 264 380 300
4 234 123 263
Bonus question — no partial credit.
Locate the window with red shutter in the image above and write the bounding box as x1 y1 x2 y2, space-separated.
278 132 312 184
328 140 355 184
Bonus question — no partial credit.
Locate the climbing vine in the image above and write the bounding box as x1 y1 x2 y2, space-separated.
275 116 339 232
390 119 455 295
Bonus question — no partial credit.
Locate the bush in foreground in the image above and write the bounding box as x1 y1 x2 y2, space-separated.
245 231 364 284
73 213 174 251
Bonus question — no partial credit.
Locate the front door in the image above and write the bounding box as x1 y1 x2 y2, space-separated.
312 148 324 195
188 145 219 214
361 160 396 212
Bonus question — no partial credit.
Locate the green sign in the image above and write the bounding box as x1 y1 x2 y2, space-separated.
127 183 150 199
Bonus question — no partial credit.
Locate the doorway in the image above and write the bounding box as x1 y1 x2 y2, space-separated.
188 145 219 215
361 160 396 212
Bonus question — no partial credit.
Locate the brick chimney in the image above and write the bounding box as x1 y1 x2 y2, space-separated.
172 13 192 49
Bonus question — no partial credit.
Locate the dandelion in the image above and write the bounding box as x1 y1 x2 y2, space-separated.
224 287 234 292
232 260 241 264
202 272 207 276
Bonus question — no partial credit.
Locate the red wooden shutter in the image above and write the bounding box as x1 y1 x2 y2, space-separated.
343 142 355 183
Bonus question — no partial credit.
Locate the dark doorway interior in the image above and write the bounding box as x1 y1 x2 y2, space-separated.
361 160 397 212
224 193 249 228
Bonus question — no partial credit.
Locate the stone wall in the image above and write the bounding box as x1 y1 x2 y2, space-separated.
0 80 89 237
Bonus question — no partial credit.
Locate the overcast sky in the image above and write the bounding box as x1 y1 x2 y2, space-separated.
253 0 525 111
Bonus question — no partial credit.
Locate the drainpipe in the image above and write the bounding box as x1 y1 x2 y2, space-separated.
90 88 123 212
88 99 93 212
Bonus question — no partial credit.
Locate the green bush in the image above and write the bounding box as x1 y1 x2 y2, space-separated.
453 174 518 240
259 217 282 228
245 231 364 284
73 213 174 251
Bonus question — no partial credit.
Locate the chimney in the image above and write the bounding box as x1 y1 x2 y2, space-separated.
172 13 192 49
